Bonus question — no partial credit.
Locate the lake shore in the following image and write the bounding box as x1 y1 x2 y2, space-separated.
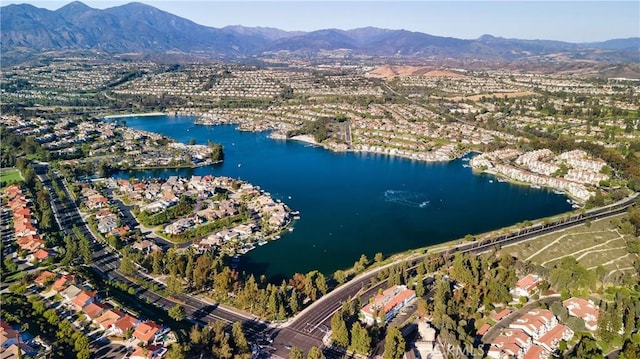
104 112 165 119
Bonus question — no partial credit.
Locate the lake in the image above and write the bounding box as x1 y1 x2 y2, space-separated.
115 115 572 281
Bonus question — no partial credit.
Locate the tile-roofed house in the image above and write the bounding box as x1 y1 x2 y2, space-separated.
523 344 549 359
96 309 124 331
487 328 532 359
30 248 55 263
20 237 45 252
131 239 160 255
492 308 513 322
510 309 556 340
133 321 162 345
112 314 139 337
0 320 19 349
512 274 541 297
71 290 96 311
477 323 491 337
86 195 108 209
536 324 573 352
0 343 37 359
563 297 599 331
109 225 131 238
360 285 416 325
130 344 166 359
82 302 110 321
52 274 75 292
34 271 57 287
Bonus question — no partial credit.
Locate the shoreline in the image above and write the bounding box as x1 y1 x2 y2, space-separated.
289 134 319 145
104 112 166 119
156 113 587 202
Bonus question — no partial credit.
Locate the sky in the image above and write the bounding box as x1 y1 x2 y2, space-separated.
6 1 640 43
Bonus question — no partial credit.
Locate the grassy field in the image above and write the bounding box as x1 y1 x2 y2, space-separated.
499 214 639 277
0 168 22 187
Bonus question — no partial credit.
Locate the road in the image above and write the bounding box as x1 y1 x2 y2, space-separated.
36 162 638 358
269 192 639 357
37 167 272 346
103 187 191 250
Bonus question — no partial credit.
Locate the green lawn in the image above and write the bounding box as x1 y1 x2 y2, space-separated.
500 214 639 274
0 168 22 187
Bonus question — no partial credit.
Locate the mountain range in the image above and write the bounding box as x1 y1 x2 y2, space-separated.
2 1 639 65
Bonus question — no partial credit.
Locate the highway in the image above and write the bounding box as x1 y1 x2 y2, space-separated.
36 162 637 358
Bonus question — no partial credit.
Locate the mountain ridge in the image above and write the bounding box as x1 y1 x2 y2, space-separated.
1 1 638 64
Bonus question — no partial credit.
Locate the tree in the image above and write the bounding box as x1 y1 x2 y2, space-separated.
315 273 328 296
74 335 91 359
289 347 304 359
383 327 406 359
232 321 249 353
567 335 603 359
166 272 184 296
333 270 347 285
289 289 300 314
620 338 640 359
119 256 136 275
415 279 425 297
416 298 429 318
330 312 349 347
168 304 185 322
165 343 187 359
306 346 325 359
350 322 371 355
374 252 384 263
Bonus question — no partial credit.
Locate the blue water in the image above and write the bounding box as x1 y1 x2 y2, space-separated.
114 115 572 281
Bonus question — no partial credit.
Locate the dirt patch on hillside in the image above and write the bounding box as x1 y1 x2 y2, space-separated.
367 65 466 79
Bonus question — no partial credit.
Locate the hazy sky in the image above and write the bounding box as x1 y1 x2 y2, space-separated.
8 1 640 42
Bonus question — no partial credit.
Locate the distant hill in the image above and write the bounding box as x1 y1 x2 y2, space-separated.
1 1 638 65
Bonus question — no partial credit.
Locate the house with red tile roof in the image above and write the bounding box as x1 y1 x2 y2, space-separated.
512 274 541 297
522 344 549 359
133 321 162 345
30 248 56 263
492 308 513 322
71 291 97 312
360 285 416 325
477 323 491 337
34 271 57 287
0 320 20 350
96 309 125 331
130 344 166 359
52 274 75 292
20 237 45 252
86 195 108 209
563 297 599 331
82 302 111 321
510 309 557 340
109 225 131 238
112 314 139 337
0 343 37 359
536 324 573 352
488 328 532 358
